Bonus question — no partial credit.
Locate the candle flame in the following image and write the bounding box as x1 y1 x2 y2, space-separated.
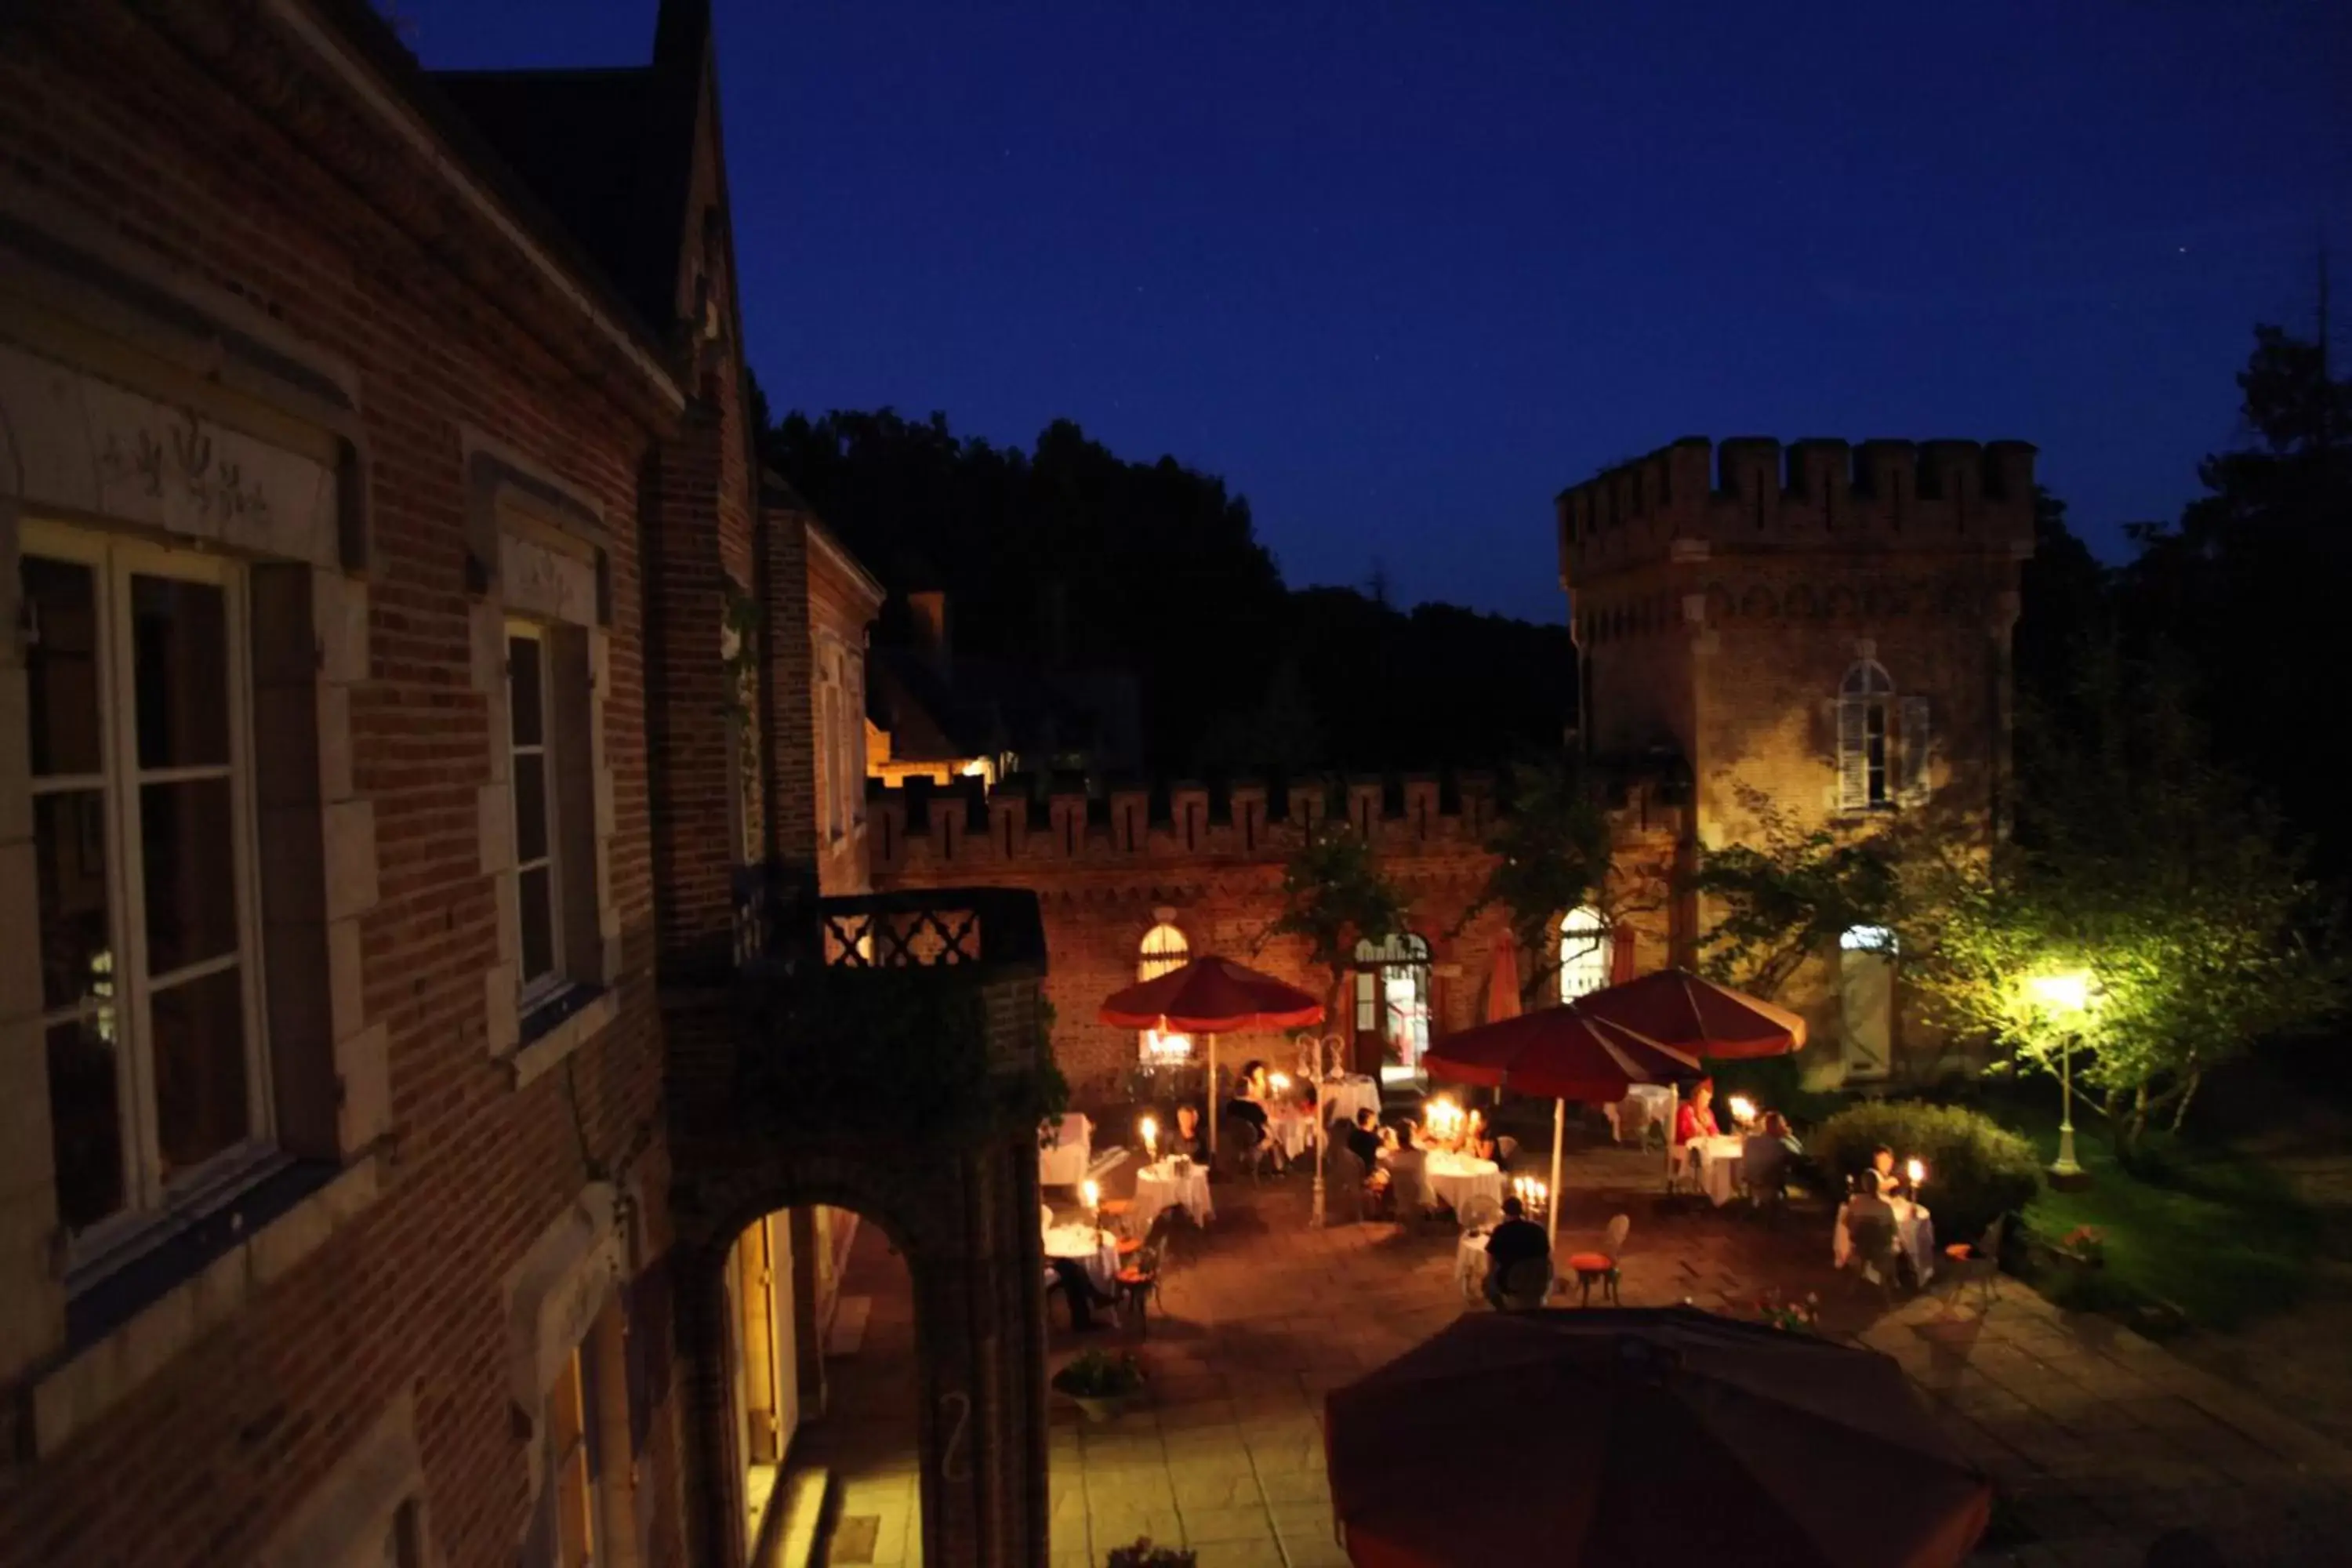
1081 1180 1100 1207
1907 1159 1926 1185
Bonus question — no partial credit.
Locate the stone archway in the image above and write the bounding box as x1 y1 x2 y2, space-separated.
669 1134 1049 1568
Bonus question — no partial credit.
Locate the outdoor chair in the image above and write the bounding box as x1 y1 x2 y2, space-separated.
1116 1243 1163 1336
1568 1214 1631 1306
1492 1255 1554 1312
1847 1209 1901 1307
1457 1192 1503 1232
1941 1216 2006 1315
1330 1146 1370 1223
1741 1138 1790 1221
1224 1116 1273 1181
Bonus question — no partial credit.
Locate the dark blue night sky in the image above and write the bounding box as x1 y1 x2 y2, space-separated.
403 1 2351 623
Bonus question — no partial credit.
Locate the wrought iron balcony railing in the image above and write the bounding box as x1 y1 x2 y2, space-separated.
730 860 1047 978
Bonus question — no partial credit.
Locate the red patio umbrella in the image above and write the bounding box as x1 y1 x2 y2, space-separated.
1573 967 1807 1059
1484 942 1523 1024
1327 1308 1992 1568
1425 1006 1700 1250
1098 956 1324 1156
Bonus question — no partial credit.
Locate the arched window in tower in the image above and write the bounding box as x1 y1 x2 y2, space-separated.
1559 906 1613 1001
1354 932 1433 1088
1138 916 1192 1063
1837 660 1896 811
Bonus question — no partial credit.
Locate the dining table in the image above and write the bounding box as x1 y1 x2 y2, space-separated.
1130 1158 1215 1231
1041 1221 1121 1294
1421 1151 1504 1221
1690 1134 1747 1207
1454 1227 1494 1298
1833 1196 1939 1283
1268 1104 1319 1162
1320 1074 1382 1131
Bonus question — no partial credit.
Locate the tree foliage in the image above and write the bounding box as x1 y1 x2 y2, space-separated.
1687 783 1905 1001
1463 754 1615 1007
757 399 1575 775
1907 645 2339 1150
1262 824 1406 1051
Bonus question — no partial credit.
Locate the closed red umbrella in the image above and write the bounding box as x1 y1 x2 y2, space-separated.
1327 1309 1991 1568
1099 956 1324 1157
1573 967 1807 1059
1485 942 1523 1024
1425 1006 1699 1250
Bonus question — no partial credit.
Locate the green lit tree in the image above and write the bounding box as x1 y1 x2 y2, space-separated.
1464 755 1616 1008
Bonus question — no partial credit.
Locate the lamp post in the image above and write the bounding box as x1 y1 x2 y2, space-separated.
2028 971 2092 1185
1301 1030 1348 1229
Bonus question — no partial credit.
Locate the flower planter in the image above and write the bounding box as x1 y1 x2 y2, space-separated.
1069 1392 1131 1424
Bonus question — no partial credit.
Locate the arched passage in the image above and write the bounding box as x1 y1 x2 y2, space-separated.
668 1138 1048 1568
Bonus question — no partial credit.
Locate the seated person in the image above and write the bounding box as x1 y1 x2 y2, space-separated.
1869 1145 1913 1202
1047 1257 1115 1332
1171 1103 1208 1163
1482 1196 1551 1308
1674 1078 1722 1145
1226 1060 1273 1134
1345 1107 1385 1171
1846 1167 1896 1228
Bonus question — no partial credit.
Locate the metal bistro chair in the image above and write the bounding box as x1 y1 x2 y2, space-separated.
1568 1214 1631 1306
1941 1216 2006 1315
1116 1241 1163 1335
1457 1192 1504 1233
1848 1207 1901 1308
1225 1116 1274 1182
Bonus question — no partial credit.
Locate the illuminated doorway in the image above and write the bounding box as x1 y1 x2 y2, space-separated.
1838 925 1896 1080
1354 932 1432 1088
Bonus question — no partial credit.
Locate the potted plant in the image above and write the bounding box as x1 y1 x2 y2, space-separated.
1751 1289 1821 1335
2057 1225 2105 1268
1105 1540 1196 1567
1052 1348 1146 1422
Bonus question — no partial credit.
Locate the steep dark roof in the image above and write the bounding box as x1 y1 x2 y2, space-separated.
429 67 690 334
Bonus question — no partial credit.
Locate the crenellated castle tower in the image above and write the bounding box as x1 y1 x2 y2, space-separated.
1558 437 2036 1077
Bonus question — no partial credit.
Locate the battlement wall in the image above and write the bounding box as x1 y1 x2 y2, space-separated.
1557 437 2036 587
865 770 1687 879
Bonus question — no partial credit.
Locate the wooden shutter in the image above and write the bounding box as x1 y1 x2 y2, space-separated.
1899 696 1932 805
1836 698 1868 811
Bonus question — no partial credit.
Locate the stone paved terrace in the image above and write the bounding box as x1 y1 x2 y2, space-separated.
802 1147 2352 1567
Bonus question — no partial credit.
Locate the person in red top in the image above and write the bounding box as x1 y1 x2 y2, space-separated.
1674 1079 1722 1145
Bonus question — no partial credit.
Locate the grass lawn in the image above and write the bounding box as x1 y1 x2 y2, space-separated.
1987 1087 2321 1333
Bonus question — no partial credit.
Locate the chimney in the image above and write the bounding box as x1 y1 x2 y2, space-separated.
906 590 951 673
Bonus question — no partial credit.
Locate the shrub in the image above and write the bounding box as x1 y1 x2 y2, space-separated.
1052 1348 1145 1399
1809 1100 2041 1244
1105 1541 1196 1567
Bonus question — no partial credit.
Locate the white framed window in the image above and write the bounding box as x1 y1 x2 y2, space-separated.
1559 906 1612 1001
1836 659 1896 811
506 622 564 1007
21 522 272 1265
1137 919 1191 1062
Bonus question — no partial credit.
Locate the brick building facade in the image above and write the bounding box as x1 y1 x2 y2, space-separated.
1 3 1048 1566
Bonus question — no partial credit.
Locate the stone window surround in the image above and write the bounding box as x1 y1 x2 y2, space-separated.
463 426 622 1090
506 1180 639 1563
0 213 390 1449
250 1377 439 1568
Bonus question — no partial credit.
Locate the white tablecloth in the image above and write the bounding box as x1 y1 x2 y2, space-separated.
1606 1083 1675 1144
1269 1106 1317 1161
1038 1113 1092 1188
1693 1135 1745 1207
1834 1197 1938 1283
1131 1160 1214 1230
1321 1076 1381 1130
1456 1228 1493 1297
1043 1222 1120 1294
1422 1152 1504 1220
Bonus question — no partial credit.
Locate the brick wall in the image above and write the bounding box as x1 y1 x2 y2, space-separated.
871 779 1681 1105
0 6 689 1564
